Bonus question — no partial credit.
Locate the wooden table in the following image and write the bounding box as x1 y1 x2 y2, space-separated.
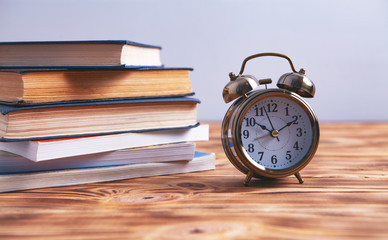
0 122 387 239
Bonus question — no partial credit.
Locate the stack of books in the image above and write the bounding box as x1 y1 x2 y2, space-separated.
0 40 215 193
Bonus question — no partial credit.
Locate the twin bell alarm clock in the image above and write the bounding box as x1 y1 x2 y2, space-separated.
221 52 319 186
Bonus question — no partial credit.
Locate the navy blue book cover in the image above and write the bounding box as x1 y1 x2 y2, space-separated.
0 96 201 142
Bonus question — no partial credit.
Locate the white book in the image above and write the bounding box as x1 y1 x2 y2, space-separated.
0 152 216 193
0 124 209 161
0 142 195 174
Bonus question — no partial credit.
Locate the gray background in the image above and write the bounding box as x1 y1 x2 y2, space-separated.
1 0 387 121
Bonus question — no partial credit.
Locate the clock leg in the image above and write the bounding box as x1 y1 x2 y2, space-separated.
244 171 254 186
295 172 304 184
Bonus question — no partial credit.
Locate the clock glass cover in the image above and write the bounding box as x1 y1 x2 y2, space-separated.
238 94 314 170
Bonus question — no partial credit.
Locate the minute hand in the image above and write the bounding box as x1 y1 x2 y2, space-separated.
263 107 279 142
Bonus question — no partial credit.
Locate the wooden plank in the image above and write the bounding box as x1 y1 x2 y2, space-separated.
0 122 387 239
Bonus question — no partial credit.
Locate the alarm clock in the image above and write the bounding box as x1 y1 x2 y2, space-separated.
221 52 319 186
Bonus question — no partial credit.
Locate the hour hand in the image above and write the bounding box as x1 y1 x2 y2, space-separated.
255 122 271 133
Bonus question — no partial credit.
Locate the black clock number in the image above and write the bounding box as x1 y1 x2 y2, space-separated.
271 155 277 164
293 141 299 150
243 130 249 139
244 117 256 127
296 128 303 137
292 115 299 124
256 103 278 116
255 106 263 116
248 144 254 153
258 152 264 161
286 151 292 160
266 103 278 113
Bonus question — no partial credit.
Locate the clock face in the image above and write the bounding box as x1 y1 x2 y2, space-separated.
239 94 314 170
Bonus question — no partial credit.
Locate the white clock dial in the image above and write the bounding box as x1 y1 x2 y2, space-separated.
240 96 313 170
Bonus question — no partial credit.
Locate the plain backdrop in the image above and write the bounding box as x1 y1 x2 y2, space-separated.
1 0 387 122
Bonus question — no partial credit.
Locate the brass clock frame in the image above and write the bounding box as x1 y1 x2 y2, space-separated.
221 88 320 186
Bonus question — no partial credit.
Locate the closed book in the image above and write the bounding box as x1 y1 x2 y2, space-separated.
0 67 193 104
0 142 196 174
0 151 216 193
0 40 162 68
0 97 199 141
0 125 209 161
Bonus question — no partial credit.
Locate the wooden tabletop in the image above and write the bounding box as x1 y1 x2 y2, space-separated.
0 122 387 239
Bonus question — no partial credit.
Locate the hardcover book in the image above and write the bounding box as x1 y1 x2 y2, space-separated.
0 151 216 193
0 40 162 68
0 67 193 104
0 97 200 141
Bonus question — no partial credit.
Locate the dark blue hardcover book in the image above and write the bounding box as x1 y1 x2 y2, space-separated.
0 40 162 68
0 67 194 105
0 96 200 141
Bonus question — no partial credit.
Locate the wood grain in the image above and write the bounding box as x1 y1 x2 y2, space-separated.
0 122 387 239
